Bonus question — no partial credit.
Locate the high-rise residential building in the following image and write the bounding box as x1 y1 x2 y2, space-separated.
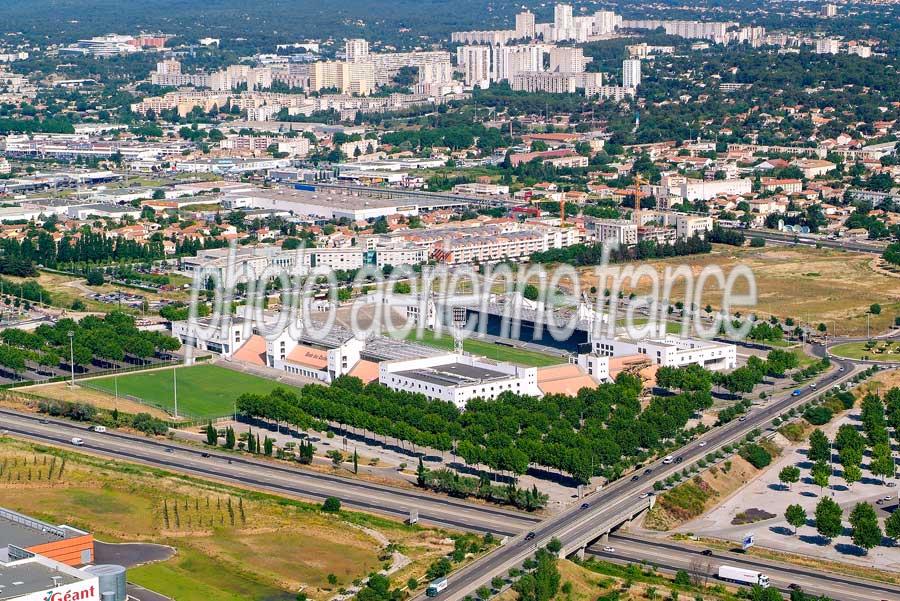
309 61 374 95
815 38 839 54
156 59 181 75
554 3 574 40
822 3 837 17
345 38 370 63
515 11 536 39
457 45 492 88
622 59 641 89
493 45 544 81
593 10 622 35
549 47 591 73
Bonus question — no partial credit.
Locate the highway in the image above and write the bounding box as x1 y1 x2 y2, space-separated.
592 535 900 601
0 408 537 536
1 354 894 601
741 228 885 255
418 356 868 601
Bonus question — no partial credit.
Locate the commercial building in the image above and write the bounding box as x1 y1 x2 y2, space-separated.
0 507 129 601
583 332 736 370
379 352 542 408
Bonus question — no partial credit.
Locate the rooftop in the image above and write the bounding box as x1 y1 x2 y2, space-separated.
0 508 82 551
0 561 82 600
396 362 510 387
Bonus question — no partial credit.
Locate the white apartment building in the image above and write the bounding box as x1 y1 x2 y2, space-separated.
621 19 732 42
584 218 638 246
815 38 840 54
593 10 622 35
493 45 545 81
549 47 591 73
379 353 542 408
309 60 375 95
586 84 634 101
173 317 247 358
515 11 536 39
622 59 641 89
511 71 576 93
345 38 370 62
675 214 714 240
584 333 737 370
457 45 493 88
554 3 575 41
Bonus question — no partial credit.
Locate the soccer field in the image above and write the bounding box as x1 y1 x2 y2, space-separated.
87 364 285 419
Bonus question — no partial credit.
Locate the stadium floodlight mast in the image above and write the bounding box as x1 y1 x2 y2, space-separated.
67 331 75 388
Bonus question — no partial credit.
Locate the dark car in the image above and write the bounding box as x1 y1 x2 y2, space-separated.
631 474 640 481
788 584 802 591
525 532 536 541
643 469 652 475
580 503 590 509
201 452 210 458
674 457 684 464
700 549 713 556
39 419 49 424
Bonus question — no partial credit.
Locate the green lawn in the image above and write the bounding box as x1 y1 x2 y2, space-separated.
404 329 564 367
830 341 900 362
88 365 282 419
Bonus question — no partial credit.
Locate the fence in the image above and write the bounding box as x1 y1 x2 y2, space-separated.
0 357 192 391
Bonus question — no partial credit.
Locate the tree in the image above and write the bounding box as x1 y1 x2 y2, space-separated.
785 504 807 534
264 436 274 456
85 270 104 286
778 465 801 490
871 303 882 315
353 449 359 474
811 459 830 491
224 426 236 449
849 502 881 552
885 508 900 541
205 423 217 446
808 429 831 463
673 570 691 586
322 496 341 512
870 442 895 483
417 457 427 487
814 497 843 541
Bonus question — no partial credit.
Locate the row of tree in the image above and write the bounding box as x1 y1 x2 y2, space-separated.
236 366 714 485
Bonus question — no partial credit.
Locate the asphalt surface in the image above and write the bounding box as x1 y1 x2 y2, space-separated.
0 354 889 601
0 408 538 536
592 534 900 601
94 541 175 568
743 228 885 255
416 356 868 601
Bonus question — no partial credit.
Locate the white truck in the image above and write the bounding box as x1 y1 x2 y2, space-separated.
718 565 769 588
426 578 448 597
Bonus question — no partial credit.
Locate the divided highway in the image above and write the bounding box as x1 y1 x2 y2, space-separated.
592 535 900 601
1 354 894 601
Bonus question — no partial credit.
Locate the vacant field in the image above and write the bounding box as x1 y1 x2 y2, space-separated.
21 381 172 419
0 437 457 601
88 364 283 419
404 328 564 367
581 245 900 337
831 341 900 362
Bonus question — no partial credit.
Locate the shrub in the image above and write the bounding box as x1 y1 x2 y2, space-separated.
804 405 833 426
740 443 772 469
322 496 341 512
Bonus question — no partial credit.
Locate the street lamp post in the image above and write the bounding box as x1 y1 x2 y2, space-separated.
67 331 75 388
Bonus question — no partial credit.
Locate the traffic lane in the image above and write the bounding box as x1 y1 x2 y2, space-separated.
0 411 537 536
423 359 862 601
612 534 900 600
591 537 899 601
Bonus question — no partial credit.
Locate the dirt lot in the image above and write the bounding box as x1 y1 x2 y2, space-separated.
12 382 172 420
580 245 900 337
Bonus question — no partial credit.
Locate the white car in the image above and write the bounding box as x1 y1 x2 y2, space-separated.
602 546 615 553
698 441 707 448
70 437 84 446
662 455 674 464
